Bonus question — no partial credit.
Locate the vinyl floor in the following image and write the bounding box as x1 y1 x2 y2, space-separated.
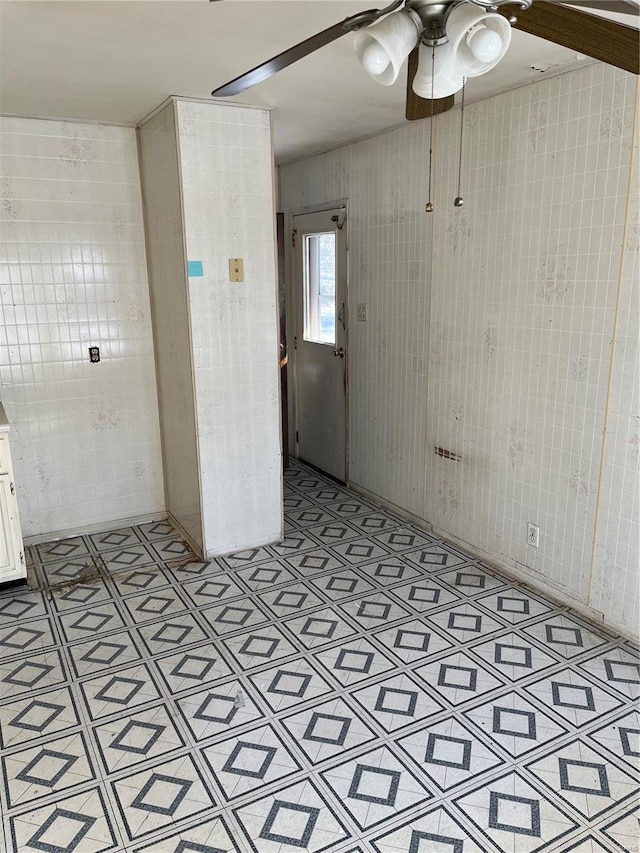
1 460 638 852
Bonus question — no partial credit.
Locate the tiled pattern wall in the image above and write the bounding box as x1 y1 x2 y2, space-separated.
138 103 203 551
175 100 283 556
280 123 434 518
591 91 639 631
0 117 164 537
280 65 638 636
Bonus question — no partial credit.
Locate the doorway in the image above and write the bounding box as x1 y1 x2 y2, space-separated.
291 205 348 483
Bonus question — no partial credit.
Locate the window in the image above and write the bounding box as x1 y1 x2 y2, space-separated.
303 231 336 345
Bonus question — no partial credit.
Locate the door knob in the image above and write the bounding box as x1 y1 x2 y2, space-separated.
333 347 345 358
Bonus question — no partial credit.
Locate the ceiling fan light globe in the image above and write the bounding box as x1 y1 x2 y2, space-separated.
412 41 464 100
446 4 511 77
353 9 421 85
466 26 502 63
361 42 391 75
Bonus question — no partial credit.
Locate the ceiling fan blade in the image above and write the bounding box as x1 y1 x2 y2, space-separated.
405 47 455 121
211 20 350 96
550 0 639 13
498 1 639 74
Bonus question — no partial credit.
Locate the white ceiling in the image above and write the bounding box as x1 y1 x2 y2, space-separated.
0 0 637 163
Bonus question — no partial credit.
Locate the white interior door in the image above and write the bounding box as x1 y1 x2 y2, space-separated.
293 207 347 482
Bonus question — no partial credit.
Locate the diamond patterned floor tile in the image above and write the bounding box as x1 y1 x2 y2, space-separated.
0 686 82 750
330 538 391 566
0 649 67 700
136 520 180 542
370 804 493 853
8 787 119 853
233 778 350 851
79 663 162 721
283 607 358 650
176 680 265 742
153 642 234 694
523 668 625 728
395 715 505 792
89 528 142 553
389 577 461 614
469 631 561 682
356 557 424 587
235 560 298 591
474 586 556 624
3 464 637 853
57 603 127 643
462 689 569 757
37 537 90 563
201 722 301 801
280 696 378 764
315 637 397 687
110 755 216 842
587 708 640 773
428 602 505 644
320 744 434 832
180 575 247 607
40 556 102 588
222 625 299 671
92 703 186 774
257 581 326 619
523 614 610 660
350 671 445 733
339 591 411 629
600 804 640 852
248 657 335 714
136 613 209 656
578 647 640 701
0 617 57 656
525 739 639 820
2 731 96 808
453 770 579 852
413 650 505 706
101 545 157 573
0 591 48 623
199 600 270 637
50 582 114 613
131 815 240 853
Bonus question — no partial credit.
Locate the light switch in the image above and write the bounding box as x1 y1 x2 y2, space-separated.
229 258 244 282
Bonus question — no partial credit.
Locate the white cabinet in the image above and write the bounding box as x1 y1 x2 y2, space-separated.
0 420 26 585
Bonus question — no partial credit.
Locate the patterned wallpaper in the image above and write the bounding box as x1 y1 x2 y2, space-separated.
280 64 638 636
138 103 203 551
175 100 283 557
0 117 164 537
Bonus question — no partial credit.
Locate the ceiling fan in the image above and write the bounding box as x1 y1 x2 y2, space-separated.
211 0 639 120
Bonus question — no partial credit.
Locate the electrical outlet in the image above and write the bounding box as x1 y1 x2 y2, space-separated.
527 523 540 548
89 346 100 363
357 303 367 322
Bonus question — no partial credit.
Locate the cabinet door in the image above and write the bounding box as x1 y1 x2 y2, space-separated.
0 474 25 583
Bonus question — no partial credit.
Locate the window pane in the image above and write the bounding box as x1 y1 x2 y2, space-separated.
303 231 336 345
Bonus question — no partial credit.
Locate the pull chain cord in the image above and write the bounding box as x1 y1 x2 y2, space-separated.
425 45 435 214
454 78 466 207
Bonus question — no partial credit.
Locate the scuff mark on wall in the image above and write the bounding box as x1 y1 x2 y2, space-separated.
568 456 596 503
508 421 525 471
540 251 574 302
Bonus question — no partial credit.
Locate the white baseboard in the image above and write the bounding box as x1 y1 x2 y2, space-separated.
23 511 167 546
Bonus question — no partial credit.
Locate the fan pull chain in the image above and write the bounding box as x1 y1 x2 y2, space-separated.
425 45 435 214
454 78 466 207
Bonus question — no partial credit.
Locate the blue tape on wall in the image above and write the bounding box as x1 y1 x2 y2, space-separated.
187 260 204 277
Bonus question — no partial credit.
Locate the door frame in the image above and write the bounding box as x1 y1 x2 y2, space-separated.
285 199 349 483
